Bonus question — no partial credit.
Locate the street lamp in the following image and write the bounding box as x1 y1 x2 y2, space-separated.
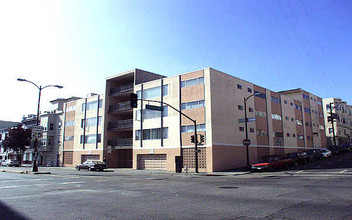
244 92 262 170
17 78 63 172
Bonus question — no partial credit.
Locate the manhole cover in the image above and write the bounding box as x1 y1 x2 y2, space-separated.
218 186 239 189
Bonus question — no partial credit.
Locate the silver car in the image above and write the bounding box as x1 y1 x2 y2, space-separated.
321 149 332 158
1 159 20 167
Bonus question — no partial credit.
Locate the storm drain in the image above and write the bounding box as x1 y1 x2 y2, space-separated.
218 186 239 189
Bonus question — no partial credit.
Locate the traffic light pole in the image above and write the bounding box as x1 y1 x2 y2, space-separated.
133 97 199 173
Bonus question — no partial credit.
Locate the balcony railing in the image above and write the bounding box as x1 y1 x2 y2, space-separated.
108 119 133 130
107 138 133 147
108 101 132 113
109 84 133 96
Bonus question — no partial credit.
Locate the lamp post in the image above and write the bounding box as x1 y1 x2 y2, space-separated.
17 78 63 172
244 92 262 170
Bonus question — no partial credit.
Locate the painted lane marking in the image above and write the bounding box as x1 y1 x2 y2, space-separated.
339 169 348 173
296 170 304 173
61 182 84 185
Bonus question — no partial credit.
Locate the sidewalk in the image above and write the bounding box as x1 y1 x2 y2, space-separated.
0 166 250 176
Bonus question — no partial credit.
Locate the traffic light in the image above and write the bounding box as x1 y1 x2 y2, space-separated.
191 135 195 143
130 93 138 108
200 134 205 144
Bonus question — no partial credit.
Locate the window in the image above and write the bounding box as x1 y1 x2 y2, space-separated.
250 128 255 133
303 94 309 100
271 114 282 120
295 104 302 111
181 100 205 110
239 126 244 132
297 135 304 140
290 102 293 106
326 104 330 110
82 99 103 111
304 108 311 113
64 136 74 141
181 77 204 88
238 105 243 110
181 124 205 133
135 128 168 140
284 100 288 104
249 107 253 112
307 136 310 141
247 88 252 93
293 134 296 138
254 91 266 99
65 121 74 127
291 118 294 122
296 120 303 125
285 116 289 120
237 84 242 89
136 106 168 121
256 129 268 136
49 123 54 130
271 96 281 104
80 134 101 144
317 100 322 105
255 110 267 118
274 132 283 137
329 128 333 134
287 133 290 137
66 105 76 112
137 85 168 100
81 116 102 128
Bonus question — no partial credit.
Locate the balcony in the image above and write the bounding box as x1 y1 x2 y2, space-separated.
109 101 132 113
109 84 133 96
107 138 133 148
108 119 133 131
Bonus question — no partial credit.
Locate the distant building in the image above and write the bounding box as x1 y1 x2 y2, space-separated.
0 120 21 154
21 114 37 129
323 98 352 146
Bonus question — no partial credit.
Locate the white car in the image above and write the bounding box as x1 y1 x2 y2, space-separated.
1 159 20 167
321 149 332 158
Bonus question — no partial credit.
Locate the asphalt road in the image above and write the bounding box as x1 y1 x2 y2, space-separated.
1 152 352 220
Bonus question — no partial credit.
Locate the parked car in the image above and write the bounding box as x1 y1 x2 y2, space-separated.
76 160 107 171
329 146 341 154
321 149 332 158
339 144 351 152
251 155 291 171
304 149 322 161
287 152 309 166
1 159 20 167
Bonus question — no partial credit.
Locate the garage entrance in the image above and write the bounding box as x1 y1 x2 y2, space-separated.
81 155 100 163
137 154 167 170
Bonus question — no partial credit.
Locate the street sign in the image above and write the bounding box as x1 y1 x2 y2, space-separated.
31 126 44 139
238 117 256 123
146 104 163 111
243 139 251 146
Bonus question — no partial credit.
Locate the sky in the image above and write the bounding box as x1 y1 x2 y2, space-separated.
0 0 351 122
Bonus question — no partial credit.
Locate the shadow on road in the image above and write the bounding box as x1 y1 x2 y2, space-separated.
0 200 29 220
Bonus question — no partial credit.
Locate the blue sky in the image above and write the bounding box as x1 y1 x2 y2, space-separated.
0 0 351 121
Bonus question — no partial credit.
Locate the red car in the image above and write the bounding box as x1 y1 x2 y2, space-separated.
251 155 291 171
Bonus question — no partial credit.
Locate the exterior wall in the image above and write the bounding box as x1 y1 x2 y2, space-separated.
60 94 105 167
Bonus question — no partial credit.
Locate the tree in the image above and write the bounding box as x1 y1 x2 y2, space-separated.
3 125 31 165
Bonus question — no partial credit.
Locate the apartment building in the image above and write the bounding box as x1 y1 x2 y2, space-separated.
104 69 165 168
323 98 352 146
60 94 104 167
106 67 327 172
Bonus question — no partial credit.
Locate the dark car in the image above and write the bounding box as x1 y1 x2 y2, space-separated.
339 144 352 153
304 149 322 162
76 160 107 171
287 152 309 166
251 155 291 171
